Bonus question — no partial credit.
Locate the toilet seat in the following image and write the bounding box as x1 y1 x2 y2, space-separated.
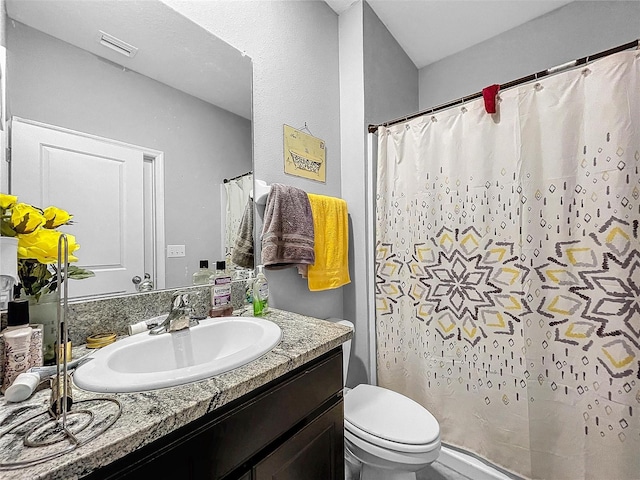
344 384 440 452
345 419 440 454
345 427 440 468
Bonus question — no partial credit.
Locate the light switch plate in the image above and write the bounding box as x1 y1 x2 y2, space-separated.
167 244 185 257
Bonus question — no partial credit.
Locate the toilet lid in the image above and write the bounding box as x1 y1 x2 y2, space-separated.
344 384 440 446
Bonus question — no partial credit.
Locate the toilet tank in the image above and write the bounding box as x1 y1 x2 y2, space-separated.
326 318 353 387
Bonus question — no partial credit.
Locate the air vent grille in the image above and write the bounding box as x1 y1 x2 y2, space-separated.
97 31 138 58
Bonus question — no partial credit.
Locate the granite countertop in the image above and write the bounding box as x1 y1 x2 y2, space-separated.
0 308 353 479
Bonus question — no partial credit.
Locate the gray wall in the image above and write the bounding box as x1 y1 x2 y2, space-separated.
362 2 418 385
0 0 6 193
170 0 418 386
157 0 640 388
338 1 418 386
165 0 344 321
419 1 640 109
338 2 366 386
0 0 5 48
7 20 252 288
363 2 418 126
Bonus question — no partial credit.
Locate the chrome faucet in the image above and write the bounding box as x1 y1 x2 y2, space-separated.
149 290 197 335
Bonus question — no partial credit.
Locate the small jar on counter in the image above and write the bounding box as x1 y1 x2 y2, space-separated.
1 299 43 394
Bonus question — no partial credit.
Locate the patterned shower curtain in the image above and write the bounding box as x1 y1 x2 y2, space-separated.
375 51 639 480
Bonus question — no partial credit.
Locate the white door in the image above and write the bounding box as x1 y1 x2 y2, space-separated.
11 118 145 298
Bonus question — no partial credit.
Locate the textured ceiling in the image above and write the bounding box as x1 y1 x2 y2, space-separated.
6 0 253 119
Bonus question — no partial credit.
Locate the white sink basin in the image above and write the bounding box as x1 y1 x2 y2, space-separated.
73 316 282 393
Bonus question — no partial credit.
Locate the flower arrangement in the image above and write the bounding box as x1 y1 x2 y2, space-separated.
0 193 94 301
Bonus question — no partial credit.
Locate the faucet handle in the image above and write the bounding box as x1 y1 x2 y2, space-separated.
167 290 195 332
171 290 191 310
149 290 197 335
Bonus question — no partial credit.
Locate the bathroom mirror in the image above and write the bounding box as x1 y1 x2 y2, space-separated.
4 0 254 299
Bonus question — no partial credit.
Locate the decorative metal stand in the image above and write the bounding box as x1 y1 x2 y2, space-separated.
0 234 122 470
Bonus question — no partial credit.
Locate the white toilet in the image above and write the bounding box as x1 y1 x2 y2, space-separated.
328 319 441 480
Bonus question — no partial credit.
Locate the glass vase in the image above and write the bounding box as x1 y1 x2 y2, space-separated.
27 291 59 365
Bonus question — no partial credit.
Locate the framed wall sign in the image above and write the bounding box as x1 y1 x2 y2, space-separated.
283 124 326 183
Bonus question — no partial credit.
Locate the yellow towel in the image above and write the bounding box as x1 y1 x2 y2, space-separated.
306 193 351 291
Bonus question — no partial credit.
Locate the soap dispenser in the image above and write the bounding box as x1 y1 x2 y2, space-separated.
253 265 269 316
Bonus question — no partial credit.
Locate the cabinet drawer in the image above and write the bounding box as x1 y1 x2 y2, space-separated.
205 349 343 477
253 400 344 480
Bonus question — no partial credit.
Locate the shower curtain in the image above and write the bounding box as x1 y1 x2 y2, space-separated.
375 51 639 480
224 173 253 267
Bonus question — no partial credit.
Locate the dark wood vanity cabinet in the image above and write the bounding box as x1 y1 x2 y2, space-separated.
87 347 345 480
252 401 343 480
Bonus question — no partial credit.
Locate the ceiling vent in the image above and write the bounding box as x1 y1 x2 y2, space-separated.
97 31 138 58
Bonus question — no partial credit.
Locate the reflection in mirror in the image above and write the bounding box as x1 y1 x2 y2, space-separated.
223 170 253 279
5 0 254 299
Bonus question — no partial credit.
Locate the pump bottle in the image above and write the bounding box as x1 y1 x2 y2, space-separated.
253 265 269 316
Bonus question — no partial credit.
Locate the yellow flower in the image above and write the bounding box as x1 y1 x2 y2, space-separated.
0 193 17 210
17 229 79 264
43 206 73 229
11 203 46 234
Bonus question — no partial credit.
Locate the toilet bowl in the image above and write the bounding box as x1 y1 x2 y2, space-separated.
327 319 441 480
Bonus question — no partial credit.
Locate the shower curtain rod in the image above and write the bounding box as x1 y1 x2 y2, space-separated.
367 38 639 134
223 171 253 183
